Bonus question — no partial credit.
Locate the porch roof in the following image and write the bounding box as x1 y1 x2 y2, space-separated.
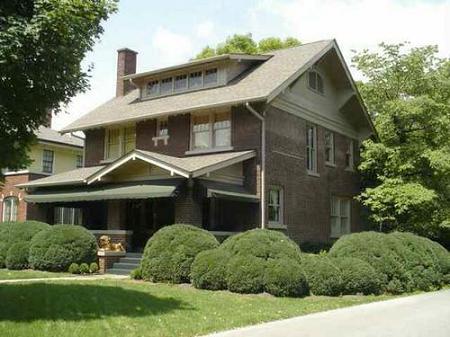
24 182 178 203
201 180 259 203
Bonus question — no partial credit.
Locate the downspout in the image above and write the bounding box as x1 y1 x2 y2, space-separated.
245 102 266 229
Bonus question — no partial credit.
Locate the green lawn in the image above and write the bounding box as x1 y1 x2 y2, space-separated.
0 279 399 337
0 269 71 280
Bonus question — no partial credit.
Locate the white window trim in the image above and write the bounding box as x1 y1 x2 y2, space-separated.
306 124 318 175
104 125 136 160
42 149 55 174
325 131 336 167
2 196 18 222
267 186 285 228
188 111 232 153
345 140 355 171
330 196 351 238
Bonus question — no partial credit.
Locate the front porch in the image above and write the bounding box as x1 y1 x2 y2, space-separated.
20 149 260 252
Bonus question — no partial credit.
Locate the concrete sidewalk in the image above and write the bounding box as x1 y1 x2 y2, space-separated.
203 289 450 337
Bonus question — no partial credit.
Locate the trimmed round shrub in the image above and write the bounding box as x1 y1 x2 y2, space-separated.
191 248 230 290
264 258 309 297
221 229 302 260
333 257 383 295
329 232 406 288
389 232 443 290
300 254 343 296
29 225 97 271
68 263 80 274
5 242 30 270
226 255 266 294
141 224 219 283
79 263 90 274
130 267 142 280
0 221 50 268
89 262 99 274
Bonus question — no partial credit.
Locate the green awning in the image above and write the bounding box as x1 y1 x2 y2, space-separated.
201 181 259 203
25 183 178 203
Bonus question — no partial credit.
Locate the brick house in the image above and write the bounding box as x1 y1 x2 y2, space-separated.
18 39 375 250
1 126 84 223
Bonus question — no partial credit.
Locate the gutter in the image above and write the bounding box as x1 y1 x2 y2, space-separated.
245 102 266 229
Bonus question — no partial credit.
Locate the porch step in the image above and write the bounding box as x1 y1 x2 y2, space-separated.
107 268 132 276
107 252 143 276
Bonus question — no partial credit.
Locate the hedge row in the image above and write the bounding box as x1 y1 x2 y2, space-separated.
139 225 450 297
0 222 98 272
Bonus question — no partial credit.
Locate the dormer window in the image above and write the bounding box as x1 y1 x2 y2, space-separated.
308 70 324 94
174 74 188 91
189 71 202 89
204 68 218 86
160 77 173 95
147 80 159 96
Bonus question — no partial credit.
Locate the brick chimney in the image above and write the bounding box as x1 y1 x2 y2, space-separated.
116 48 138 97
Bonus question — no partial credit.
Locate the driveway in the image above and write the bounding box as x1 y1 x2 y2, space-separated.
204 289 450 337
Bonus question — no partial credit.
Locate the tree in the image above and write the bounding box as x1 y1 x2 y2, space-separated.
0 0 117 172
195 33 301 59
354 42 450 245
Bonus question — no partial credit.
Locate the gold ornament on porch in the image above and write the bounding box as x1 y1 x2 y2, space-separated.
98 235 125 252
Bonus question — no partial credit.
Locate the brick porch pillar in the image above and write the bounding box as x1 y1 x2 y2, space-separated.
174 179 202 226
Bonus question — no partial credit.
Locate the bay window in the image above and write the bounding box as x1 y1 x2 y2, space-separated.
191 111 231 151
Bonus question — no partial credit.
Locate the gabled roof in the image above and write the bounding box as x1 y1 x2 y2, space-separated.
87 149 256 184
37 126 84 148
61 40 334 132
17 149 255 188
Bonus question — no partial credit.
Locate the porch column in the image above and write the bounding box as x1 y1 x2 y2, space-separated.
174 179 202 226
107 200 126 230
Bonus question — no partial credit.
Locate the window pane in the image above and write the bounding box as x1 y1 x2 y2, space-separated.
42 150 54 173
160 77 173 94
269 189 279 205
213 112 231 147
158 119 169 137
76 155 83 168
268 206 279 222
189 71 202 89
308 71 317 90
146 80 159 96
174 74 187 91
330 217 340 237
123 126 136 154
193 115 211 149
204 68 218 85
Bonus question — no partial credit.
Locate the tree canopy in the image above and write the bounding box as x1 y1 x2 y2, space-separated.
195 33 301 59
354 42 450 245
0 0 117 171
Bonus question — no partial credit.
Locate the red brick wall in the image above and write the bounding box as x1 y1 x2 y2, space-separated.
265 106 361 244
84 129 105 167
0 173 47 222
116 48 137 97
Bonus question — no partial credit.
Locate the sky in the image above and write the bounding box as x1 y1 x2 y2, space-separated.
53 0 450 131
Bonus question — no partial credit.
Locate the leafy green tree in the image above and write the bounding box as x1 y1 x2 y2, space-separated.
195 33 301 59
0 0 117 172
354 42 450 244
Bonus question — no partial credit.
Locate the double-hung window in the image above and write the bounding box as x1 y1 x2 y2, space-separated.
330 196 351 238
2 196 18 222
189 71 203 89
54 207 82 225
156 118 169 137
76 155 83 168
346 140 354 170
105 125 136 160
306 124 317 173
42 149 54 173
325 131 335 165
191 111 231 151
268 187 283 226
308 70 324 94
174 74 188 91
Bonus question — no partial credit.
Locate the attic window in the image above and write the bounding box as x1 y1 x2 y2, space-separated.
308 70 324 94
189 71 203 89
147 80 159 96
160 77 173 95
174 74 188 91
204 68 218 86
